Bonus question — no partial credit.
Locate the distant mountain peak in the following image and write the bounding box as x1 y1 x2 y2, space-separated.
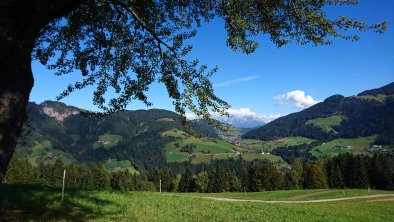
38 101 80 122
323 94 344 103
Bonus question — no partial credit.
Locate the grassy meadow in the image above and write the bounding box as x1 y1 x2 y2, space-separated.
310 136 376 157
93 134 123 149
242 137 316 151
1 184 394 222
29 140 76 165
306 115 342 133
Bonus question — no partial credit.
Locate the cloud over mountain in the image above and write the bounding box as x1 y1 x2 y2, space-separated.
187 107 281 128
274 90 321 108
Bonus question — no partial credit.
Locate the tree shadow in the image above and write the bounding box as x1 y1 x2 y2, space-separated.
0 184 122 221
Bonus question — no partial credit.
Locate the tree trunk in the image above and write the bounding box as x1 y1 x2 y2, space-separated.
0 0 86 182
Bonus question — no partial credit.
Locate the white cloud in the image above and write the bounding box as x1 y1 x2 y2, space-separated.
213 76 259 88
185 112 198 120
274 90 321 108
186 107 282 128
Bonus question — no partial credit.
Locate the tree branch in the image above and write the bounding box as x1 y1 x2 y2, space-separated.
110 0 174 53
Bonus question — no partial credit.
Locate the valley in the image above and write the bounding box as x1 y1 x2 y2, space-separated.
14 82 394 172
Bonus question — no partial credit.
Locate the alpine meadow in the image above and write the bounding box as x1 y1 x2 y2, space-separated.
1 1 394 221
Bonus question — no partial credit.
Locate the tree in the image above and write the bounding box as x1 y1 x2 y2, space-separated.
0 0 386 182
303 160 328 189
195 171 209 193
283 169 299 190
178 168 194 192
291 158 303 188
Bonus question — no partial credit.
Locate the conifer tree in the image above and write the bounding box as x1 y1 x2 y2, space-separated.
304 161 328 189
178 168 194 192
195 171 209 193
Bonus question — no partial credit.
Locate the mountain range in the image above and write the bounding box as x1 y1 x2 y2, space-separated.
243 82 394 145
14 82 394 169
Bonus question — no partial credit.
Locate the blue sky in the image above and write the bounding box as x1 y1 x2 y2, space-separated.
30 1 394 123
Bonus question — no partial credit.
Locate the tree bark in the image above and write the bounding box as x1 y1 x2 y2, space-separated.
0 0 86 182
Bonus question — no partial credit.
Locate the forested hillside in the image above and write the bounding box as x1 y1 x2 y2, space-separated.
243 82 394 145
15 101 217 171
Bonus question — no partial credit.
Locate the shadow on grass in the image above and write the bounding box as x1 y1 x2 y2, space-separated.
0 184 120 221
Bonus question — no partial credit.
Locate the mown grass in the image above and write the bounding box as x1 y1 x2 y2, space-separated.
161 129 189 139
306 115 342 133
102 159 139 174
1 185 394 222
247 137 315 151
29 140 76 165
93 134 123 149
240 139 267 150
164 137 236 163
310 136 376 157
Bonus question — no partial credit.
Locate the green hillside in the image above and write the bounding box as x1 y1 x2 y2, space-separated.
243 83 394 146
310 135 377 157
28 140 76 165
93 134 123 149
15 101 218 170
162 129 286 164
306 115 342 133
163 130 237 163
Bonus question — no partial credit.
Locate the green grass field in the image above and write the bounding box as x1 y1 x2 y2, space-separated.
164 136 237 163
306 115 342 133
29 140 76 165
249 137 315 151
161 129 189 139
240 139 267 150
1 185 393 222
93 134 123 149
102 159 138 174
310 136 376 157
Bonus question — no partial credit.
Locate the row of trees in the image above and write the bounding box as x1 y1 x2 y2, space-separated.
5 158 156 191
5 153 394 192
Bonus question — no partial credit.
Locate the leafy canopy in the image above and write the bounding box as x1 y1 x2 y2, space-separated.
33 0 386 123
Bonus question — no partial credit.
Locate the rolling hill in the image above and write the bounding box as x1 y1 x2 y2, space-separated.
15 101 219 170
15 101 282 170
242 82 394 161
243 82 394 144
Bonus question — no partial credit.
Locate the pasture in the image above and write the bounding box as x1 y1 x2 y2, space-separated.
306 115 342 133
93 134 123 150
29 140 76 165
310 136 376 157
1 185 394 222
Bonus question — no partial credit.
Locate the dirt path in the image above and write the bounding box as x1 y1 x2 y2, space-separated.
201 194 394 204
366 197 394 202
287 190 335 200
166 194 394 204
